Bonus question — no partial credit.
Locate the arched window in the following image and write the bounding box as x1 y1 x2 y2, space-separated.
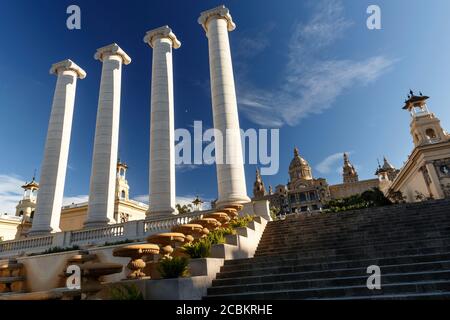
30 211 35 219
121 190 126 199
425 128 437 140
19 210 24 216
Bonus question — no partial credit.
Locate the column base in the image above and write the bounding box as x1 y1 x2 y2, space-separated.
27 226 61 237
83 218 112 229
145 209 177 220
216 195 251 210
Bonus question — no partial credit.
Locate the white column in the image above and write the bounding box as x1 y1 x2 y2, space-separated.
84 44 131 229
144 26 181 217
29 60 86 236
199 6 250 208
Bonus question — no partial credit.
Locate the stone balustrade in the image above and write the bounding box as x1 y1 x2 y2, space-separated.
0 210 211 257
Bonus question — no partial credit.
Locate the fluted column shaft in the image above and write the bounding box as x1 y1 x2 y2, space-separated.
29 60 86 236
85 44 131 228
144 26 180 217
199 6 250 208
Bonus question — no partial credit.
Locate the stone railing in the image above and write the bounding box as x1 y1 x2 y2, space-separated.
0 210 210 257
0 200 271 258
144 211 206 233
0 235 54 253
70 224 125 244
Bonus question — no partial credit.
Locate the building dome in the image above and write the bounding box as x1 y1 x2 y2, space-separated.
289 147 313 181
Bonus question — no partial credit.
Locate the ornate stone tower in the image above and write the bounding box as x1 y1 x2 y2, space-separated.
403 91 448 147
342 153 359 184
253 169 266 199
15 176 39 222
116 160 129 201
289 147 313 183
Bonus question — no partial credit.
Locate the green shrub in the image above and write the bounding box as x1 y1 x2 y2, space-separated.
158 256 190 279
207 228 234 245
109 284 143 300
101 239 135 247
230 215 255 229
183 239 211 259
30 245 80 256
324 188 392 213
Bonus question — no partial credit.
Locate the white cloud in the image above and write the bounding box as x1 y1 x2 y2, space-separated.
0 174 24 215
238 0 396 127
62 195 89 206
133 194 213 211
133 195 148 204
316 152 347 175
176 164 203 173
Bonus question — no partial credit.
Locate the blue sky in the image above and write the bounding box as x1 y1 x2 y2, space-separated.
1 0 450 214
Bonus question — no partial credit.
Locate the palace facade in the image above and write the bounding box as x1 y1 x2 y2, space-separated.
252 92 450 214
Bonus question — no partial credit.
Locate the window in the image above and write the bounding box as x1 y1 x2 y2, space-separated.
312 205 319 211
121 190 126 199
19 210 24 216
425 128 437 140
299 193 307 202
300 206 308 212
309 192 317 201
30 211 35 219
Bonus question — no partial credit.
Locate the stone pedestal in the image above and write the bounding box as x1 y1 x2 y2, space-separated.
29 60 86 236
85 44 131 229
143 26 181 217
199 6 250 208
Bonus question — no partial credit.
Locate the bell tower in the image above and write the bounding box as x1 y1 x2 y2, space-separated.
16 174 39 222
342 153 359 183
253 168 266 199
116 160 129 201
403 91 448 147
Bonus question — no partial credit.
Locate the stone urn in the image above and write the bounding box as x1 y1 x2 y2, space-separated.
113 244 160 280
190 218 221 231
204 212 231 225
78 263 123 300
171 224 209 240
147 232 186 259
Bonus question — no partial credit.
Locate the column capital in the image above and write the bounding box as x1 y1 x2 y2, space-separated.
143 25 181 49
94 43 132 65
198 5 236 33
49 59 86 79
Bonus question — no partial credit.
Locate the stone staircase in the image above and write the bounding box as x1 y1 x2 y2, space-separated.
205 199 450 300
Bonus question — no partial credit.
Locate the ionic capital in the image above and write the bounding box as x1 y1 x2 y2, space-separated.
143 25 181 49
198 5 236 33
94 43 132 65
49 59 86 79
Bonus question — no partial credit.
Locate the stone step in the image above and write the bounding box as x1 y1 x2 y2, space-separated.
257 225 450 248
219 250 450 274
267 206 450 226
204 200 450 300
204 280 450 300
263 214 450 232
257 234 450 253
208 269 450 296
215 257 450 281
226 243 450 267
262 214 450 235
254 236 450 258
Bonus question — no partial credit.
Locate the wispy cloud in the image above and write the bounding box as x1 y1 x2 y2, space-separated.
316 152 348 175
62 195 89 206
176 164 203 173
0 174 24 215
238 0 396 127
133 194 213 211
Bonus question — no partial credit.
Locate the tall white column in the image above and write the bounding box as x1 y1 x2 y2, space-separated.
199 6 250 208
29 60 86 236
84 44 131 229
144 26 181 217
